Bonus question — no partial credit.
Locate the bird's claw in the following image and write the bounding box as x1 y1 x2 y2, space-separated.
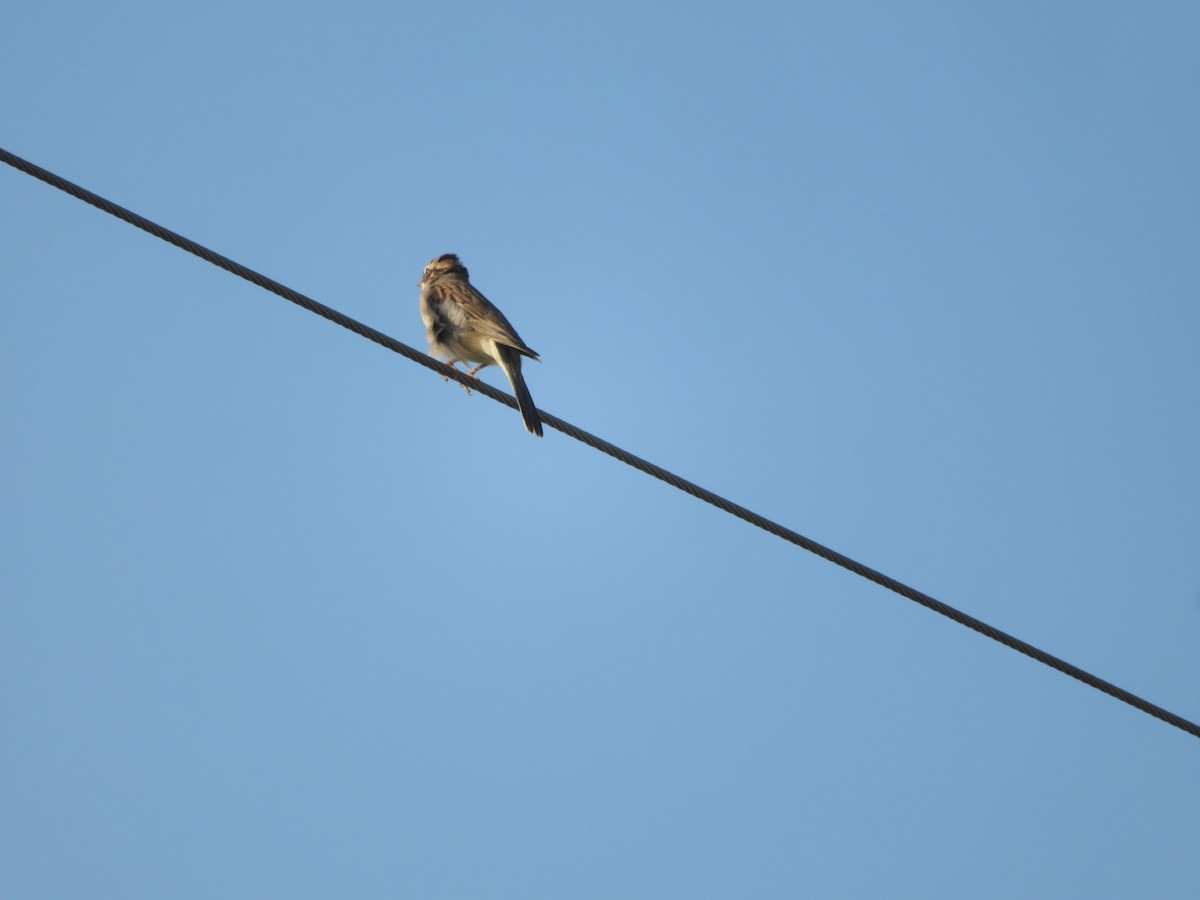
441 358 478 394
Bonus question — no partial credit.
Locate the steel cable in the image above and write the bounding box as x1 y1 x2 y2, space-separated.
4 145 1196 741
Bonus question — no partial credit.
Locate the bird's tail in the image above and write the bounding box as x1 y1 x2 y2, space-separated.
497 345 543 437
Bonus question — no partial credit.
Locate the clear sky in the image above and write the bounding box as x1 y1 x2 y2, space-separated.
3 2 1198 897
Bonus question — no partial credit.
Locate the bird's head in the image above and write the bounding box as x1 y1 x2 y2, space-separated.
419 253 468 286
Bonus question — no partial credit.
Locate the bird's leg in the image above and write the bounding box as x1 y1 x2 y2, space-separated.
466 362 490 378
442 359 473 395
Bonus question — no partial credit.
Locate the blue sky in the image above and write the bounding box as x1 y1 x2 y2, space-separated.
3 1 1199 897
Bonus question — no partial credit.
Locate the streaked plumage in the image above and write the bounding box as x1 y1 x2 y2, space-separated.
418 253 543 437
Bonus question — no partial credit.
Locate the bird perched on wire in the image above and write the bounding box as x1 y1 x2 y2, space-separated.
418 253 543 437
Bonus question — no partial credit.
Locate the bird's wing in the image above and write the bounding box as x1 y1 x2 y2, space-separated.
456 285 540 360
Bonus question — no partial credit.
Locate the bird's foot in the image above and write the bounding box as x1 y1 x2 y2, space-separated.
443 360 474 394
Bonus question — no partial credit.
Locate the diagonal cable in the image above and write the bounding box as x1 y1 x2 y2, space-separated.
4 145 1197 741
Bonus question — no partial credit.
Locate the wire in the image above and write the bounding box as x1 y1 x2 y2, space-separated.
4 145 1197 742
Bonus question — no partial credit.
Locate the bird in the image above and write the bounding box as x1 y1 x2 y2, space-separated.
418 253 543 437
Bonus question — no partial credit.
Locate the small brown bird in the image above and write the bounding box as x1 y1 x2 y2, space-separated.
418 253 543 437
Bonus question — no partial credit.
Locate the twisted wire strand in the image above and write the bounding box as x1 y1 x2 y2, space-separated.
4 145 1196 741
